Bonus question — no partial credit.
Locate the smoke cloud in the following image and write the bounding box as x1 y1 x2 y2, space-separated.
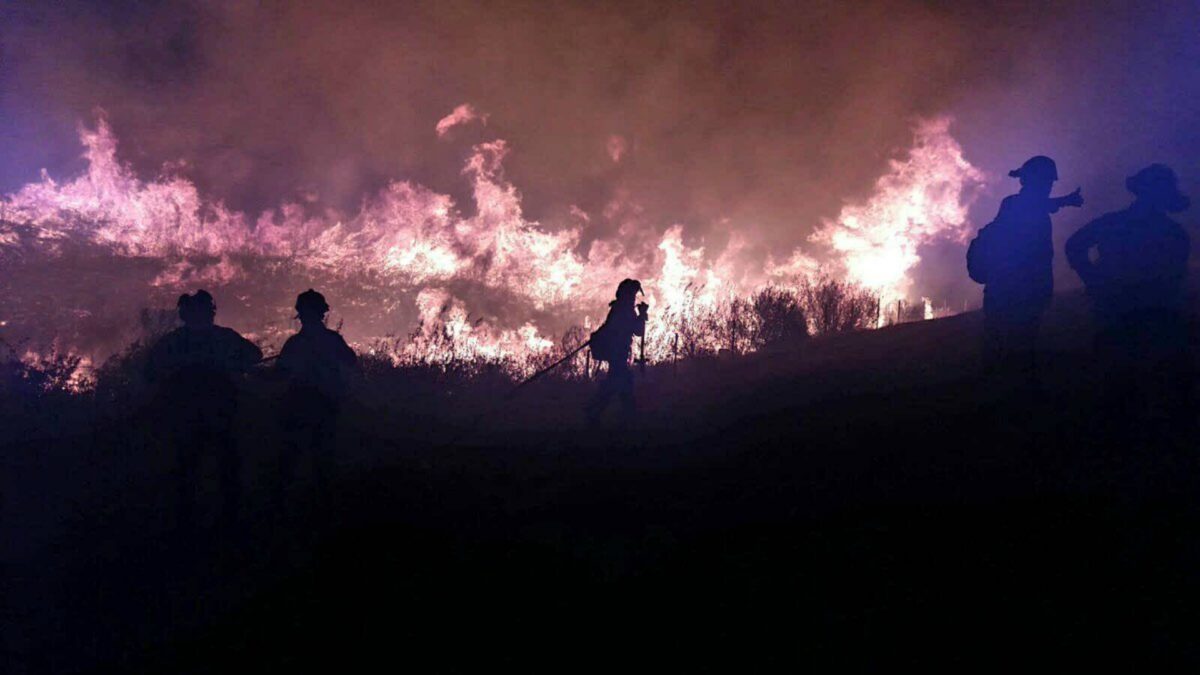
1 0 1198 367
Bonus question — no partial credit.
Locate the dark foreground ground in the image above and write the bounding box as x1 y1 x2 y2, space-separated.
5 292 1200 671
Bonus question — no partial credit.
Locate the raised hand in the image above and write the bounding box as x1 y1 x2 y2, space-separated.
1061 187 1084 208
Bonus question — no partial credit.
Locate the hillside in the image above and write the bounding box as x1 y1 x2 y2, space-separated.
4 287 1199 672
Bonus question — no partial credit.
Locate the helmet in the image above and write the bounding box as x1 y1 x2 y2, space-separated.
615 278 642 299
191 289 214 310
1126 164 1190 213
1008 155 1058 182
295 288 330 314
178 289 215 325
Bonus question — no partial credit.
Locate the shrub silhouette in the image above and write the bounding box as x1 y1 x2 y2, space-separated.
750 286 809 348
798 276 881 335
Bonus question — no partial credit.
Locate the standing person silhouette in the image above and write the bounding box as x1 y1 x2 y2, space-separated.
146 290 263 530
1065 164 1191 428
275 289 357 516
586 279 648 425
976 155 1083 383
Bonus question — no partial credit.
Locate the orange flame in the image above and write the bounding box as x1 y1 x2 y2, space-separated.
808 117 985 308
0 111 984 377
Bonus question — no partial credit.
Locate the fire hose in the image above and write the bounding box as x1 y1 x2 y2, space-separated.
511 301 650 396
508 339 590 397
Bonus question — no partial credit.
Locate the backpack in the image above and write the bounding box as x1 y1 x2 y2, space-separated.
966 222 996 285
589 322 619 363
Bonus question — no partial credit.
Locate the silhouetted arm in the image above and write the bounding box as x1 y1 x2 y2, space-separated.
244 340 265 367
1065 217 1104 288
1048 187 1084 214
275 336 299 373
226 330 264 369
633 306 648 338
334 333 358 369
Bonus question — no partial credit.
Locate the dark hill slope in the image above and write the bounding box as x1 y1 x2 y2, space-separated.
7 287 1200 672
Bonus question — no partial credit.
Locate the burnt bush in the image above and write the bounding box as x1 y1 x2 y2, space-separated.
0 336 95 400
749 286 809 349
798 276 881 335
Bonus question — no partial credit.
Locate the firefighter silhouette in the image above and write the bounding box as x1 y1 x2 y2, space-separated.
586 279 648 423
1066 164 1191 427
275 289 357 514
974 155 1083 378
145 290 262 529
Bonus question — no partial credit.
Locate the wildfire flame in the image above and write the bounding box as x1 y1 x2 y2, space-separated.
810 117 985 307
0 109 983 381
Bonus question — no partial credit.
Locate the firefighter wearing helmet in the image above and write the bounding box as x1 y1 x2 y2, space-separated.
585 278 649 424
145 289 263 529
1065 164 1192 426
971 155 1083 382
275 289 358 514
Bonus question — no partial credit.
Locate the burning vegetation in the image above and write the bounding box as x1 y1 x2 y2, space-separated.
0 108 984 386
